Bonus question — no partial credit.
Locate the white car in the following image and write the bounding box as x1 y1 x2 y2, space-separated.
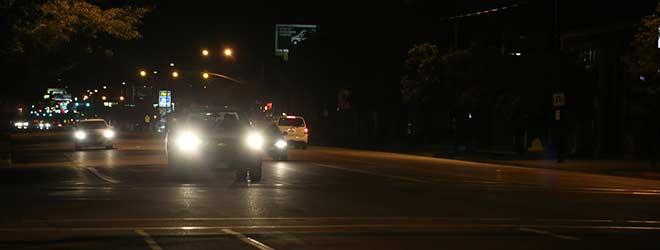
74 119 115 150
276 116 308 149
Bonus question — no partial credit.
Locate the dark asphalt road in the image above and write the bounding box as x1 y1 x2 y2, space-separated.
2 131 660 249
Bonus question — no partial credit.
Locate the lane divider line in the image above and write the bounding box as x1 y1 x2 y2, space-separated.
222 228 275 250
519 227 580 241
135 229 164 250
311 163 433 184
1 224 660 232
86 167 120 184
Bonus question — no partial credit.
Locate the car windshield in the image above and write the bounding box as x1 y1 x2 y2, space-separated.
78 121 106 129
278 118 304 127
187 112 243 129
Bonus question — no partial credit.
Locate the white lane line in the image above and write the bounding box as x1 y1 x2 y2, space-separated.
135 229 164 250
86 167 120 184
519 227 580 241
2 224 660 232
23 217 625 224
222 228 275 250
311 163 433 184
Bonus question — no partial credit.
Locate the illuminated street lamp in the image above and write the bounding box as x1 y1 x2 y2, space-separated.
101 96 107 101
202 49 209 56
83 95 89 100
140 70 147 77
94 89 98 93
119 96 125 101
102 85 107 89
202 72 210 79
172 71 179 78
223 48 233 57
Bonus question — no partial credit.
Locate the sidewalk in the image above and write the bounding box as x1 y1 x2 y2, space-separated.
403 146 660 180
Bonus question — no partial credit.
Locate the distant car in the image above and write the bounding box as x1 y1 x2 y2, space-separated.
263 123 288 161
74 119 115 150
276 116 308 149
165 109 263 182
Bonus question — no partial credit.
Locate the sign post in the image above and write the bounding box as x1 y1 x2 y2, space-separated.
552 92 565 163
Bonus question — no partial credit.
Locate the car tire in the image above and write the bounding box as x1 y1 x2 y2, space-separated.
235 167 248 182
248 163 262 182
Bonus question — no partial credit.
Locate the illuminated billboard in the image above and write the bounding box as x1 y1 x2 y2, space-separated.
275 24 318 57
158 90 171 108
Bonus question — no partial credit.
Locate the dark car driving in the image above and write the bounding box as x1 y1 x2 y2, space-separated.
165 109 263 182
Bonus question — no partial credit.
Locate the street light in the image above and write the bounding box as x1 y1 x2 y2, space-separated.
119 96 125 101
101 96 107 101
83 95 89 100
223 48 233 57
202 72 210 79
169 62 175 67
122 81 126 85
94 89 98 93
202 49 209 56
140 70 147 77
172 71 179 78
102 85 107 89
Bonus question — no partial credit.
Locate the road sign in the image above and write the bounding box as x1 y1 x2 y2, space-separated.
158 90 171 108
553 93 565 107
275 24 317 57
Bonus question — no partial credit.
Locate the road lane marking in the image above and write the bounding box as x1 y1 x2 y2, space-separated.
86 167 120 184
519 227 580 240
222 228 275 250
135 229 163 250
311 163 433 184
3 224 660 232
24 217 630 224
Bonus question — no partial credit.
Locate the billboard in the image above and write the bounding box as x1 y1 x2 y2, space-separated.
158 90 171 108
275 24 318 57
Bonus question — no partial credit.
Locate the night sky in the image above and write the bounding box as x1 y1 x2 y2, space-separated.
32 0 660 98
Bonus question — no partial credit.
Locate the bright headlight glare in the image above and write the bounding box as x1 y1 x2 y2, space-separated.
103 130 115 138
275 139 287 149
177 132 201 151
246 132 264 150
75 131 86 140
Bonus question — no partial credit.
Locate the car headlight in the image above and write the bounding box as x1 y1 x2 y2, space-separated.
275 139 287 149
75 131 86 140
45 123 51 128
245 132 264 150
177 132 201 152
103 130 115 138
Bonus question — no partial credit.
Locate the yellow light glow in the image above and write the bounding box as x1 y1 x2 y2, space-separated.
224 48 233 57
202 72 209 79
172 71 179 78
140 70 147 77
119 96 125 101
202 49 209 56
101 96 107 101
83 95 89 100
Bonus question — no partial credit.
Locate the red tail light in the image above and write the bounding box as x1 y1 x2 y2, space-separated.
304 128 309 134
